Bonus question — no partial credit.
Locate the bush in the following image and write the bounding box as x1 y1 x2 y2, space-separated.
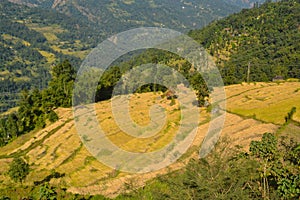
48 110 59 123
8 158 30 183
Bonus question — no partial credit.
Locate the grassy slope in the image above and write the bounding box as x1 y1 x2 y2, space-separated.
226 82 300 125
2 82 299 197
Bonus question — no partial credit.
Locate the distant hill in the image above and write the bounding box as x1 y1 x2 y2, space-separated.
226 0 266 8
0 0 103 111
8 0 241 32
189 0 300 84
0 0 243 112
95 0 300 87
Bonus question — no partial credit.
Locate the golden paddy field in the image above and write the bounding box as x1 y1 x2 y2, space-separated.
0 81 299 197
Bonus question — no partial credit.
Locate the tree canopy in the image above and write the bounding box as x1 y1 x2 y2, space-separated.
8 157 30 183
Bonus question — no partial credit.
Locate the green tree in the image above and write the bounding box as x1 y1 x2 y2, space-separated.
6 113 19 139
8 158 30 183
189 73 209 106
47 110 59 123
39 183 57 200
250 133 300 199
250 133 277 199
48 60 76 107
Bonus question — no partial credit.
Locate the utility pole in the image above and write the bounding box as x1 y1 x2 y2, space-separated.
247 61 251 83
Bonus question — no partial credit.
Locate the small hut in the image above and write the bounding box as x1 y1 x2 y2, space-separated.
164 89 177 100
272 76 284 82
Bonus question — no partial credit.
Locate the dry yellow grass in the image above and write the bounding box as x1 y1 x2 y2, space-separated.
37 50 56 63
226 82 300 124
2 34 31 46
95 93 181 153
0 93 186 189
26 24 65 42
1 81 298 196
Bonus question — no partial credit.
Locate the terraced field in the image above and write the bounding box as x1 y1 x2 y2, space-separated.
226 82 300 125
1 82 299 197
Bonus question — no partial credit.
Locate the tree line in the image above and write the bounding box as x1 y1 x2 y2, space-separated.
0 57 211 147
0 60 75 146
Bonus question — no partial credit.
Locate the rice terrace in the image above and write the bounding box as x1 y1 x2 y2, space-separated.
0 0 299 199
0 81 299 198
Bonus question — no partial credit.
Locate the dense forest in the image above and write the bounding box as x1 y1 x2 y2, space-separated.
189 0 300 84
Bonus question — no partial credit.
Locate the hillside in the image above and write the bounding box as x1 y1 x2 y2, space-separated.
0 81 299 198
91 0 300 90
8 0 241 32
227 0 266 8
0 0 102 112
189 0 300 84
0 0 299 199
0 0 243 112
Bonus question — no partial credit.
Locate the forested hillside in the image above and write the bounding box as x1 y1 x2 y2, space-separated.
93 0 300 88
189 0 300 84
227 0 266 7
0 0 102 112
0 0 242 112
9 0 241 32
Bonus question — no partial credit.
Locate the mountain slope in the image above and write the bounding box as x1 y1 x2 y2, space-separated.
0 0 243 112
0 0 102 112
1 81 300 198
226 0 266 8
8 0 241 32
189 0 300 84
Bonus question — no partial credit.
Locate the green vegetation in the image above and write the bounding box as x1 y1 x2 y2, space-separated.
0 60 75 146
47 60 76 108
0 0 100 112
8 157 30 183
0 0 299 199
189 0 300 84
285 107 297 124
38 183 57 200
117 133 300 200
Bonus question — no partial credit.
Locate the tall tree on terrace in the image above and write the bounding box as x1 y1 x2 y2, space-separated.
48 60 76 107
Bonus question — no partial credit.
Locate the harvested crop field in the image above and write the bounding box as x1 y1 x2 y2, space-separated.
1 82 298 197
